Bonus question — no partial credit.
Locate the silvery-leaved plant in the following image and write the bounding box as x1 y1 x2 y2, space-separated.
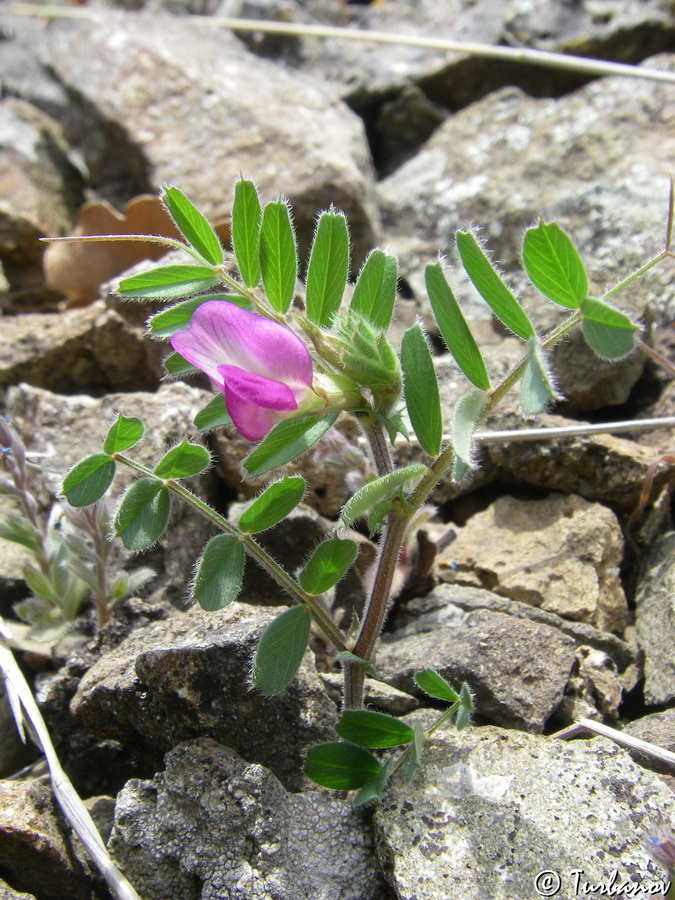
58 177 673 801
0 418 154 643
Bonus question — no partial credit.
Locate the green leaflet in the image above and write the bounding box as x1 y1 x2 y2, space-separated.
400 322 443 456
62 454 116 508
425 261 491 390
232 177 262 288
456 229 535 340
259 199 298 314
114 478 170 551
153 441 211 479
414 668 460 703
117 264 218 300
349 248 398 331
305 209 350 326
252 605 312 695
161 185 224 266
237 476 306 533
335 710 414 748
520 337 561 417
243 413 338 477
337 464 428 530
304 741 382 790
298 537 358 594
194 393 232 432
103 414 144 455
522 220 587 308
580 296 639 359
192 534 245 611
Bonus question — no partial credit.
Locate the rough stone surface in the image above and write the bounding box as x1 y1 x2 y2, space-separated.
390 582 637 722
71 603 337 790
377 596 576 732
0 302 164 395
483 410 675 512
441 492 628 633
378 59 675 330
109 738 391 900
635 532 675 706
374 725 675 900
0 96 83 310
43 10 380 264
623 709 675 777
0 879 37 900
0 780 92 900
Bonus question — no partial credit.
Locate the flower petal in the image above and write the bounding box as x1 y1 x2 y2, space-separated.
219 364 298 441
170 301 312 388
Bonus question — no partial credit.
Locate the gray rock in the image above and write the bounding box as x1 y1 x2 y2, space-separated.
377 601 576 732
374 725 675 900
43 10 380 264
0 878 37 900
390 582 637 722
0 302 164 395
0 96 83 310
109 737 391 900
378 58 675 351
71 603 337 790
483 410 675 512
440 493 628 633
0 779 95 900
623 709 675 779
635 532 675 706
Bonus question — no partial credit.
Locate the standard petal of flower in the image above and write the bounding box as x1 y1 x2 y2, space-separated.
171 301 312 387
219 364 298 441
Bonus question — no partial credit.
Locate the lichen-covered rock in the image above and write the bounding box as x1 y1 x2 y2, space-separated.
71 603 337 790
441 493 628 633
109 738 390 900
374 726 675 900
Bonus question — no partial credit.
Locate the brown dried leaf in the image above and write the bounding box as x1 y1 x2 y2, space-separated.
43 195 230 305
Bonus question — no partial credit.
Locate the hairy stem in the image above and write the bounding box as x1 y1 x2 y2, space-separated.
114 454 349 651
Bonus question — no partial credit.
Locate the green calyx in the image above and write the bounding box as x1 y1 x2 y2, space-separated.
301 313 402 413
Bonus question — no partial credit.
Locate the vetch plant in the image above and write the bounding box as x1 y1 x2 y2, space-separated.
56 177 674 800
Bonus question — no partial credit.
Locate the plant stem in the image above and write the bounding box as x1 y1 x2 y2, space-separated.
113 454 349 652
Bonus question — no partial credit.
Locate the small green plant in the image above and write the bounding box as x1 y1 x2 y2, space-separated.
57 177 673 799
0 418 154 642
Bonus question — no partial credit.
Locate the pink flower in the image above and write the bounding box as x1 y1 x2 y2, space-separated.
171 301 317 441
